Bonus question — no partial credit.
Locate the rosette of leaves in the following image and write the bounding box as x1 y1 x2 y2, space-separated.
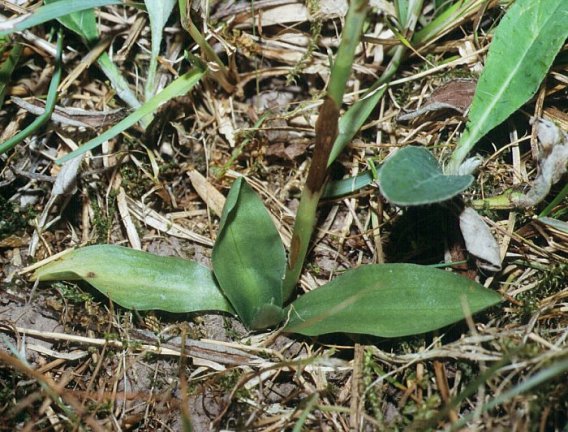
34 177 501 338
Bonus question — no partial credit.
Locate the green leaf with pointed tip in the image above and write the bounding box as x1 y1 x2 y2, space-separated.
212 177 286 329
33 245 234 314
0 0 120 37
378 146 473 205
44 0 99 44
144 0 176 99
285 264 501 338
447 0 568 172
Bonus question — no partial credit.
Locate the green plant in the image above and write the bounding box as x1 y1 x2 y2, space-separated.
34 0 501 339
0 0 209 157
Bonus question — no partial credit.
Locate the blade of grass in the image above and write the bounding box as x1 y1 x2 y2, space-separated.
328 0 423 164
56 66 205 164
282 0 369 300
0 42 22 109
144 0 176 99
450 358 568 431
283 0 424 298
178 0 234 93
0 31 62 155
412 0 486 46
44 1 145 122
0 0 121 37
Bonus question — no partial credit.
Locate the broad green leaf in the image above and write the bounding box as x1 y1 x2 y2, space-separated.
285 264 501 338
378 146 473 205
212 177 286 329
447 0 568 172
144 0 176 99
0 0 121 37
57 66 205 164
34 245 234 313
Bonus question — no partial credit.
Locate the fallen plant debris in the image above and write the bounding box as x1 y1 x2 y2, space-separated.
0 0 567 430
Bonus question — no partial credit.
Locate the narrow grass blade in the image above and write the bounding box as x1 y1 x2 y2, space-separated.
282 0 369 299
327 0 423 165
0 32 63 155
0 42 23 109
212 177 286 329
413 0 485 46
45 0 143 113
0 0 121 37
285 264 501 338
322 170 376 199
447 0 568 172
34 245 234 313
450 358 568 431
144 0 176 99
57 66 205 164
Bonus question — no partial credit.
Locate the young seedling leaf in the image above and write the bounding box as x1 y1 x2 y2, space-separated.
447 0 568 172
0 0 121 37
285 264 501 338
56 67 204 164
144 0 176 99
378 146 473 205
33 245 234 313
212 177 286 329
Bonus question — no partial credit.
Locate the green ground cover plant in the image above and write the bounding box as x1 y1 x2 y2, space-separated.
1 0 567 429
33 0 505 338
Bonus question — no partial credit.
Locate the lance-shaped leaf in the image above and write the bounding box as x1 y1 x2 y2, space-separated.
144 0 177 99
0 0 121 36
378 146 473 205
212 177 286 329
285 264 501 338
447 0 568 172
33 245 234 313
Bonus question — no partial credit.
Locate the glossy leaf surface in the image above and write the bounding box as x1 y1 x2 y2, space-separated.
212 177 286 329
447 0 568 172
34 245 234 313
378 146 472 205
286 264 501 338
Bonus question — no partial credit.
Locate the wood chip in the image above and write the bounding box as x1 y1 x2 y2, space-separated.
187 170 226 218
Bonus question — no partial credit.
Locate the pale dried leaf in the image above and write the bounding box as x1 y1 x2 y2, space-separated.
459 207 501 271
512 119 568 207
52 155 82 196
126 196 213 246
398 79 476 122
187 170 226 217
